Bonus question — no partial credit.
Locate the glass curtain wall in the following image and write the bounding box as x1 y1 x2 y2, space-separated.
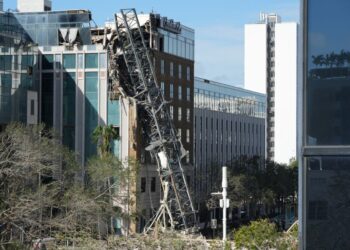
303 0 350 248
63 72 75 150
85 72 98 159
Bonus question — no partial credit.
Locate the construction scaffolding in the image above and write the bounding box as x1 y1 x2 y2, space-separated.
108 8 197 233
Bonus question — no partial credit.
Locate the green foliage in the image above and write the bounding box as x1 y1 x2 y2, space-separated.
234 219 278 249
234 219 298 250
92 125 119 158
208 156 298 222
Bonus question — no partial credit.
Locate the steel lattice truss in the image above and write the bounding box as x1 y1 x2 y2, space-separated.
110 8 197 232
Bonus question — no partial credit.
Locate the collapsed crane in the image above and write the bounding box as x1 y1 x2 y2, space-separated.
107 8 197 233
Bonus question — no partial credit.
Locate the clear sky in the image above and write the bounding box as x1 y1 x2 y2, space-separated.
4 0 299 88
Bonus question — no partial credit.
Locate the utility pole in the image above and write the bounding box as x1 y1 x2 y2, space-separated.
222 166 228 242
211 166 230 242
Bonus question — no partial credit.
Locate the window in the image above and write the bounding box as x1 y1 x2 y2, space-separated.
85 72 98 159
178 107 182 121
186 129 190 143
178 85 182 100
99 53 107 68
0 55 11 71
178 64 182 79
186 108 190 122
170 106 174 119
85 53 98 68
178 128 182 140
151 177 156 192
161 81 165 95
186 153 190 164
186 175 191 187
30 100 35 115
170 62 174 77
141 177 146 193
160 60 164 75
63 54 76 69
42 54 53 70
77 54 84 69
187 66 190 81
170 83 174 98
186 87 191 101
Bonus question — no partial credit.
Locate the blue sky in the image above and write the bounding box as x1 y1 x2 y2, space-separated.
4 0 299 87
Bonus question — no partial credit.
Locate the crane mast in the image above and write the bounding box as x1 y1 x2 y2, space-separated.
109 8 197 233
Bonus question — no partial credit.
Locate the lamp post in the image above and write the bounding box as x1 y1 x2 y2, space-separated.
222 166 228 242
211 166 230 242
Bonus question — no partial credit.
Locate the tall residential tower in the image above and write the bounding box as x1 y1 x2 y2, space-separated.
245 13 297 163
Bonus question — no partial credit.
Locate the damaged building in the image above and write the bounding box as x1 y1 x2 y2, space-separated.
0 0 195 233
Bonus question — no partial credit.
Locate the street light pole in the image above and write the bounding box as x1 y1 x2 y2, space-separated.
222 166 227 242
211 166 229 243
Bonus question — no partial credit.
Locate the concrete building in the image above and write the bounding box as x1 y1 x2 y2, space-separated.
17 0 52 12
299 0 350 248
245 13 297 164
194 77 266 216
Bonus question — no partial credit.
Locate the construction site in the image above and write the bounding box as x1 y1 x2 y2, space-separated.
0 0 299 249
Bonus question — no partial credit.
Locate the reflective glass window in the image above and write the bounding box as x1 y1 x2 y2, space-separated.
170 62 174 77
187 87 191 101
78 54 84 69
170 83 174 98
187 66 190 81
161 81 165 95
0 55 12 71
161 60 164 75
63 54 76 69
85 53 98 69
99 53 107 69
305 156 350 249
307 0 350 145
42 54 54 70
170 105 173 119
41 73 54 126
63 72 76 150
21 55 34 70
85 72 98 159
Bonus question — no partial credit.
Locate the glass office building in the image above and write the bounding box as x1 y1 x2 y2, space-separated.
300 0 350 248
0 10 120 166
195 77 266 119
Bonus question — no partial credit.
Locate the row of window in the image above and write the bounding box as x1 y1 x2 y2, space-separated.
140 177 157 193
0 53 107 72
169 106 191 123
177 128 191 143
160 60 191 81
196 116 264 138
162 82 191 101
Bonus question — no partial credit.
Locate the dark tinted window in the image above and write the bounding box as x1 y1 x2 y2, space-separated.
306 157 350 249
141 177 146 193
307 0 350 145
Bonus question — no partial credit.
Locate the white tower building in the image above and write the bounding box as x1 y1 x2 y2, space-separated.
244 13 298 164
17 0 52 12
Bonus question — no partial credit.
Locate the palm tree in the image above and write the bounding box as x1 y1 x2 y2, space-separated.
92 125 119 158
312 55 325 68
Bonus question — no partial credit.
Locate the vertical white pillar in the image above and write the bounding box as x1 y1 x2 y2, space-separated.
222 166 227 242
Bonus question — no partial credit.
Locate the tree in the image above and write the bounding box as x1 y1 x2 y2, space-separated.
0 123 115 247
88 125 138 236
92 125 119 158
